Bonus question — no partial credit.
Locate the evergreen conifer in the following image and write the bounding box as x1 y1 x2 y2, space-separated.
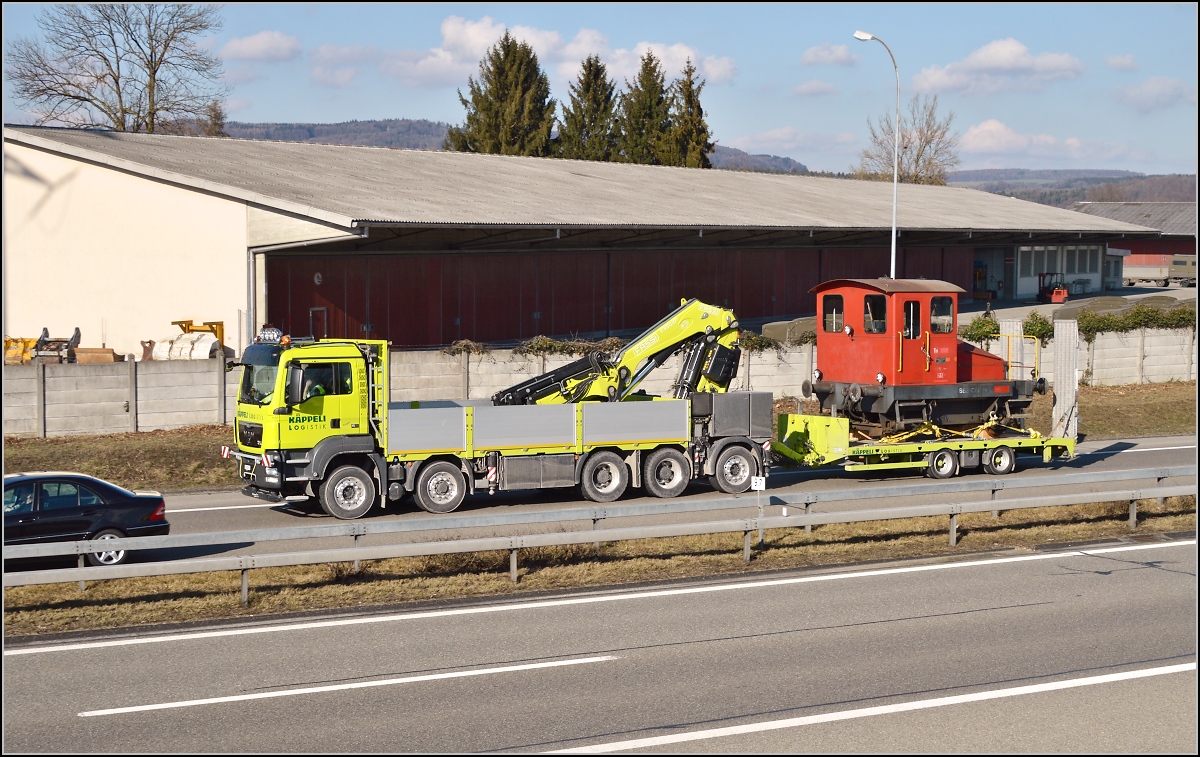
557 55 618 161
667 59 715 168
444 31 556 157
614 51 672 165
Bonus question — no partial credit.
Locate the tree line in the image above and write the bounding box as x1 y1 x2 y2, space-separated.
445 32 715 168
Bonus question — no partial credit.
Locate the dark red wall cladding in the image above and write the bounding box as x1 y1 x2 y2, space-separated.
265 248 974 347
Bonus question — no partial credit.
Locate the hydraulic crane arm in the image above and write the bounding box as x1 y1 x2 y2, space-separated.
492 298 741 405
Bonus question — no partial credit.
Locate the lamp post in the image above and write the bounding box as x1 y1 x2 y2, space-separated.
854 30 899 280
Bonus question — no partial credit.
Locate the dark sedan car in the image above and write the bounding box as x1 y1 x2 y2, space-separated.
3 472 170 566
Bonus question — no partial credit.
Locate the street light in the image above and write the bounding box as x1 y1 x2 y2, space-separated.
854 30 899 279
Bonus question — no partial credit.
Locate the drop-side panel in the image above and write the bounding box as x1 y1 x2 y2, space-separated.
474 404 577 449
386 406 466 452
582 400 689 445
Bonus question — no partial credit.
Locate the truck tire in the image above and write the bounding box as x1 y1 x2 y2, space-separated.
709 445 754 494
580 451 628 503
927 448 959 479
320 465 376 519
1159 279 1169 288
415 461 466 513
1123 279 1133 287
982 445 1016 475
643 448 690 499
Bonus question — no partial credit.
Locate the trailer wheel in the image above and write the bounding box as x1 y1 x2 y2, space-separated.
643 448 690 499
927 448 959 479
982 446 1016 475
1159 278 1170 288
415 461 466 513
320 465 376 519
710 445 755 493
580 451 628 503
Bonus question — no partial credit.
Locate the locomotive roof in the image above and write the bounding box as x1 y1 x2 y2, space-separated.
810 278 967 294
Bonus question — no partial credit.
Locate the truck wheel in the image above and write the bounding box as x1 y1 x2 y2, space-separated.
927 448 959 479
982 446 1016 475
1123 280 1133 287
415 461 466 514
320 465 376 519
643 448 690 499
1159 279 1169 288
710 445 755 494
580 451 628 503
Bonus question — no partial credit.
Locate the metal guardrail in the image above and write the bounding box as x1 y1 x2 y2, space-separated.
3 468 1195 603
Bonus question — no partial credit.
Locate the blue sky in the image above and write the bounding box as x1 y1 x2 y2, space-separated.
4 3 1197 174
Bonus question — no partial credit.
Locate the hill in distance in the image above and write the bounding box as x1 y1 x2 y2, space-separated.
947 168 1196 207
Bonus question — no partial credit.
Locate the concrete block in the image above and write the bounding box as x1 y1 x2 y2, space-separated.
138 384 216 402
44 401 127 419
45 415 127 436
45 387 129 406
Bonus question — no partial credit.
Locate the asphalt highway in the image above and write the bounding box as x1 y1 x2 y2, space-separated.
3 538 1195 752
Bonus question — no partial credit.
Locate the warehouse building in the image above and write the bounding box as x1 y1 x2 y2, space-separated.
3 126 1158 356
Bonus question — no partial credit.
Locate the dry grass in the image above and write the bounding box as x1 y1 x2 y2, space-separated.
4 496 1192 638
1027 380 1196 439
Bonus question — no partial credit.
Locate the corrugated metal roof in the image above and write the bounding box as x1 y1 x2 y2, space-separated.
1066 202 1195 237
5 126 1157 235
811 278 966 294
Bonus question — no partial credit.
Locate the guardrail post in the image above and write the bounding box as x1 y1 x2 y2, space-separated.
757 503 765 546
241 569 249 606
510 549 519 582
1129 499 1138 529
78 555 85 592
804 503 812 533
593 518 600 549
353 533 361 572
743 531 752 562
949 513 958 546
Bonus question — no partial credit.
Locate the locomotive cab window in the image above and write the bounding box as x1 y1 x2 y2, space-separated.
863 295 887 334
930 297 954 334
903 301 921 339
823 295 844 332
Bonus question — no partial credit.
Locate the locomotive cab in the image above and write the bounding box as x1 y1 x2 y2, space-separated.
805 279 1043 437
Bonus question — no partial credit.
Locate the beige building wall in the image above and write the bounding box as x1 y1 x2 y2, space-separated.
3 142 250 358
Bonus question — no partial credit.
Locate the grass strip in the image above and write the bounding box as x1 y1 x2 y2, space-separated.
5 495 1193 638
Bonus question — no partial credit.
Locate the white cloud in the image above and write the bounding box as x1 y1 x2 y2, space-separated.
961 119 1133 162
381 16 736 88
913 39 1083 95
729 126 856 153
312 45 380 66
311 66 358 89
222 65 261 85
801 43 858 66
1105 54 1138 72
221 30 303 62
1114 76 1197 113
794 80 836 97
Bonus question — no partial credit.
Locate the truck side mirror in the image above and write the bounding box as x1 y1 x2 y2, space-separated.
284 363 304 407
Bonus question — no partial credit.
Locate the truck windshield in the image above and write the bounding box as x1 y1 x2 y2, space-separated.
238 344 283 406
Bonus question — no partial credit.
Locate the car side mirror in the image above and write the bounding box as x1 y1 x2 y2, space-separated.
273 406 292 415
224 360 240 373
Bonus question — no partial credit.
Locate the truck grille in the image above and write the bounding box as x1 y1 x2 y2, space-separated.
238 421 263 448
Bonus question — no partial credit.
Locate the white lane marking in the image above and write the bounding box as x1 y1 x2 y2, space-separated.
550 662 1198 753
167 503 281 513
78 655 617 717
8 541 1193 657
1076 444 1195 457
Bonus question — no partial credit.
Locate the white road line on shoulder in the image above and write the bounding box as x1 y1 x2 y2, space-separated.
167 503 282 513
1076 444 1195 456
9 540 1193 657
549 662 1198 753
78 655 617 717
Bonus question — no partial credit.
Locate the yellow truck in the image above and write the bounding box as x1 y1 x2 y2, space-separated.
224 300 773 519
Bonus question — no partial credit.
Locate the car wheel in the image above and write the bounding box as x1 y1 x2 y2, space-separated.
86 529 128 567
927 448 959 479
580 451 628 503
712 445 755 494
415 461 466 514
643 448 690 499
982 446 1016 475
320 465 376 520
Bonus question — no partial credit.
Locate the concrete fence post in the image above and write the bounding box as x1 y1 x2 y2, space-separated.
128 359 139 433
1137 328 1145 385
215 357 226 424
1052 320 1079 440
461 352 469 400
35 362 46 438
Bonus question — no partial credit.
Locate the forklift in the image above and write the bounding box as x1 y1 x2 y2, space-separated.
1036 272 1069 304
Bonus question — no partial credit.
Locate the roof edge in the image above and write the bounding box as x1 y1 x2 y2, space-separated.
3 127 358 230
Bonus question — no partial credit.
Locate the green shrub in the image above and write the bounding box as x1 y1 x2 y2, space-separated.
513 335 626 356
442 340 490 356
959 314 999 346
1077 304 1197 343
1022 312 1055 346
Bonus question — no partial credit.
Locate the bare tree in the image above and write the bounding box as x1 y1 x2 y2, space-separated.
5 4 227 133
855 94 961 185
